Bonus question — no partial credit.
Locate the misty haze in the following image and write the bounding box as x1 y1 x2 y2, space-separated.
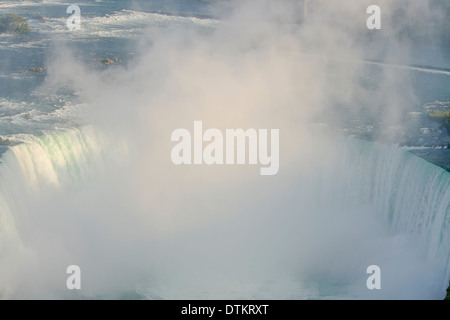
0 0 449 300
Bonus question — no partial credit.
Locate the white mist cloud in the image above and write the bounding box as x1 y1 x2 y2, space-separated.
0 0 448 299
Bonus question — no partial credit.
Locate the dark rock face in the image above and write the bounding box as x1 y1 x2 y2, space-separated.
32 16 45 23
446 282 450 300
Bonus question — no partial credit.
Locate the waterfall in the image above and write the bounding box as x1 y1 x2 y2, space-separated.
331 138 450 292
0 127 448 299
